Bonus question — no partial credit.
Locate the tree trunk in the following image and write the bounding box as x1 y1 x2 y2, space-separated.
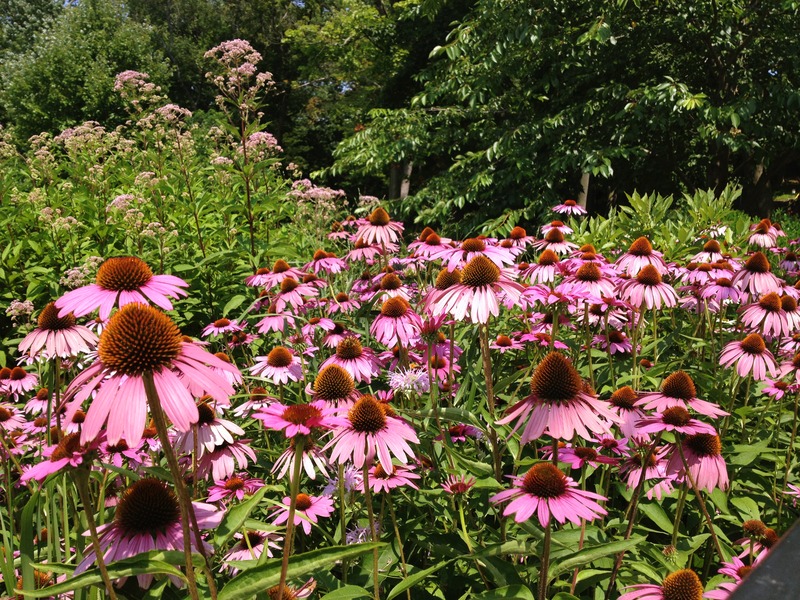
739 160 773 218
388 160 413 199
577 172 590 211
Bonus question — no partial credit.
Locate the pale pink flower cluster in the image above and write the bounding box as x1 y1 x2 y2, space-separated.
5 299 34 323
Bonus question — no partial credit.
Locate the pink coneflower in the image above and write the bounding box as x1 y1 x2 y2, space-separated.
531 228 578 255
274 277 319 312
196 439 257 481
325 394 418 469
255 399 341 438
557 262 615 301
636 407 717 436
552 199 587 215
301 316 336 339
311 364 358 406
100 437 148 469
427 354 460 383
354 207 404 246
439 237 516 272
75 478 221 587
784 483 800 507
56 256 188 320
592 330 633 355
227 330 257 349
273 438 331 481
64 303 237 446
20 433 91 483
345 237 384 263
700 277 743 305
272 492 334 535
321 337 381 384
436 423 483 443
2 367 38 395
618 569 704 600
18 303 98 360
327 291 361 315
748 218 778 248
370 297 421 348
255 302 296 335
519 250 563 284
429 255 524 324
608 386 649 440
245 259 306 288
0 403 27 433
731 252 783 298
719 333 779 380
717 555 754 583
781 294 800 331
408 229 454 260
692 239 725 263
618 445 675 500
222 530 282 574
636 371 728 418
617 265 679 309
207 473 265 503
497 352 619 443
779 250 800 273
442 474 476 495
518 331 570 351
175 399 244 456
490 462 606 526
540 221 573 237
740 292 790 337
201 317 243 338
666 433 729 492
249 346 303 385
207 352 244 392
357 462 420 493
490 334 524 352
304 249 348 275
367 271 412 302
615 237 668 277
558 446 619 470
322 322 357 348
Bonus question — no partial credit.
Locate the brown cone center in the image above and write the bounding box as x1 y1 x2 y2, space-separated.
96 257 153 291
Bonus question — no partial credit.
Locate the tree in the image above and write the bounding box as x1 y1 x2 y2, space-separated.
0 0 172 142
325 0 800 233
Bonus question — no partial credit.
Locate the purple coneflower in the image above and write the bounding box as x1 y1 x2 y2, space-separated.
748 218 778 248
175 399 244 456
321 336 381 384
618 568 704 600
196 439 257 481
1 367 38 395
304 249 348 275
222 530 282 574
64 303 237 446
370 297 421 348
274 277 319 312
607 386 647 439
201 317 243 338
18 303 98 360
739 292 790 337
719 332 779 380
249 346 303 385
272 492 334 535
731 252 783 298
531 228 578 255
75 478 221 588
429 255 524 324
56 256 188 320
557 262 616 301
636 406 717 436
519 249 563 284
692 239 725 263
311 364 358 407
490 462 606 527
615 237 668 277
558 445 619 470
327 291 361 315
354 207 404 246
497 352 619 443
207 473 265 503
325 394 418 469
357 462 420 493
552 199 587 215
636 371 727 418
666 433 729 492
490 334 524 352
442 474 476 495
700 277 743 305
616 265 678 310
273 438 331 481
245 259 306 288
255 399 341 438
592 330 633 355
20 433 91 483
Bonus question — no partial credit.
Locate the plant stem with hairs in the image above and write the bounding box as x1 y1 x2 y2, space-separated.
74 470 119 600
277 436 306 595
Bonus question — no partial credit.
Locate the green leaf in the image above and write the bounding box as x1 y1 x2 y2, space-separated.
547 536 644 580
219 544 384 600
16 552 201 597
223 294 247 316
214 485 270 547
386 559 455 600
638 502 674 534
19 491 40 595
472 585 536 599
319 585 373 599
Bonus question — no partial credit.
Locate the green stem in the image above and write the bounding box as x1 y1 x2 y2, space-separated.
777 392 800 524
363 462 380 600
671 483 688 547
677 440 724 562
142 373 206 600
386 493 411 600
277 437 306 595
478 323 503 482
74 470 119 600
